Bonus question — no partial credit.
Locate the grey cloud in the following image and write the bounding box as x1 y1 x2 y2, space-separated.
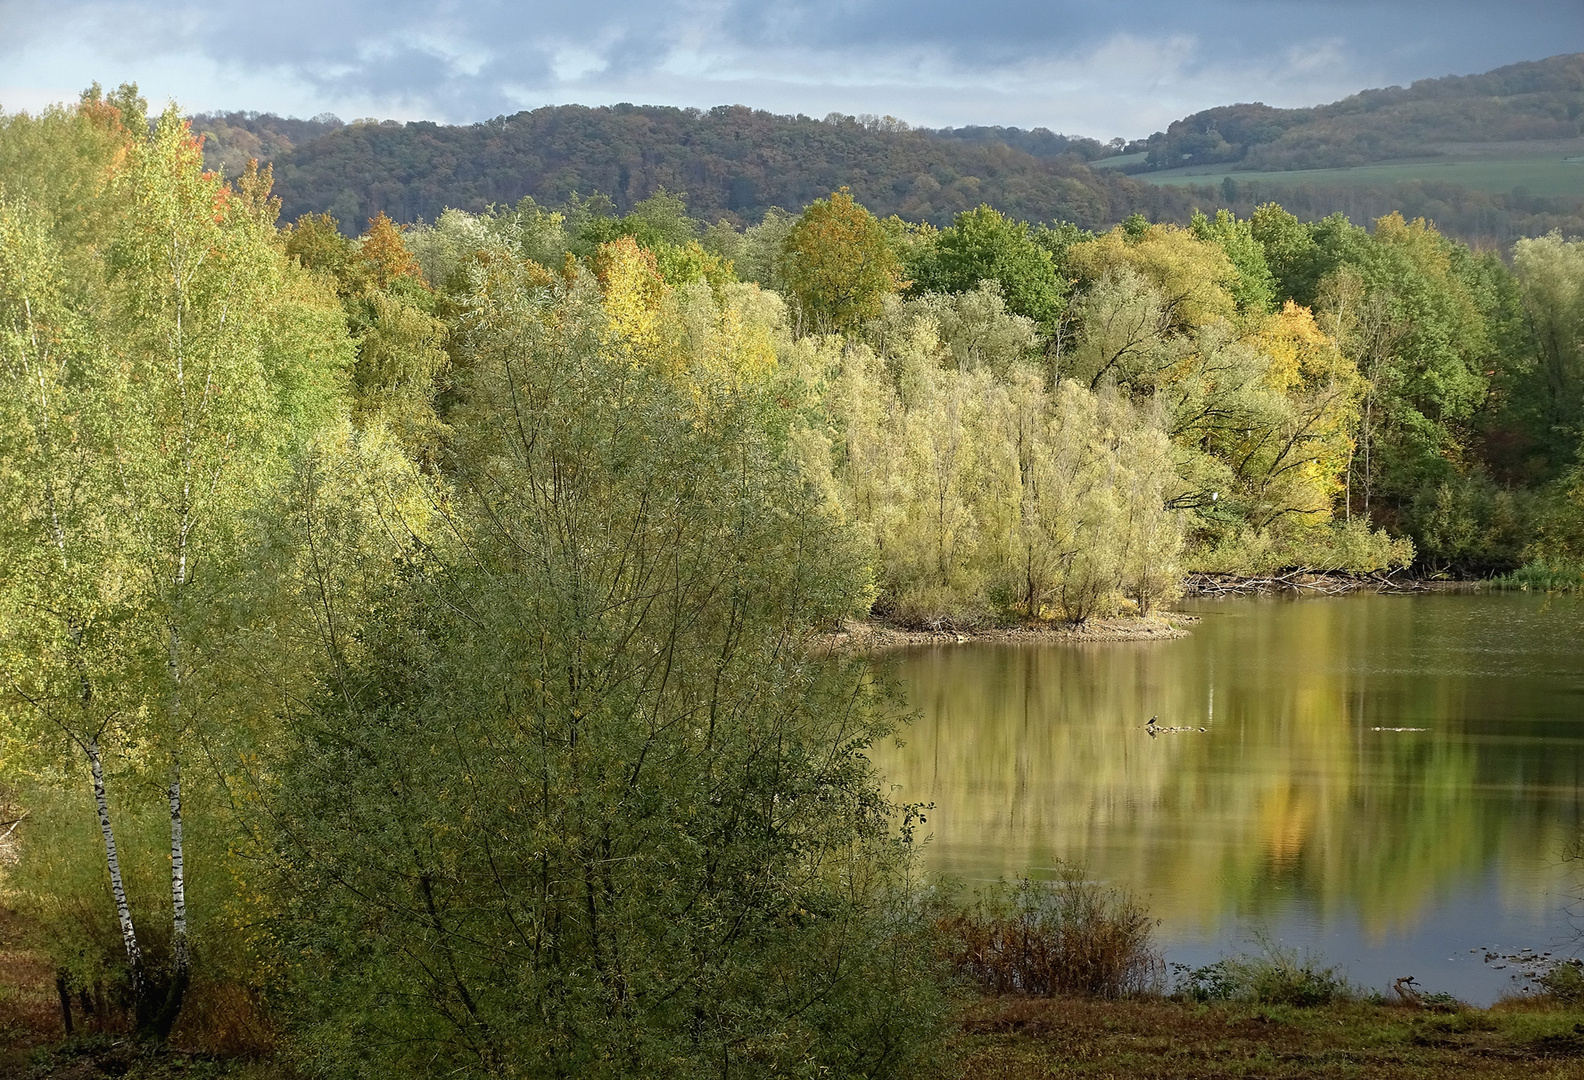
721 0 1582 76
1 0 1580 128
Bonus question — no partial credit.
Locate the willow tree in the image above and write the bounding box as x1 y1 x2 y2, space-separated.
270 248 943 1079
0 96 346 1037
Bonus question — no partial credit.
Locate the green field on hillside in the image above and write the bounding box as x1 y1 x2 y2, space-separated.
1136 141 1584 197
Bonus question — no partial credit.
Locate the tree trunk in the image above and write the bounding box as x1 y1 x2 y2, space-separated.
87 736 144 1003
169 760 187 974
55 970 74 1036
151 755 191 1040
155 624 191 1041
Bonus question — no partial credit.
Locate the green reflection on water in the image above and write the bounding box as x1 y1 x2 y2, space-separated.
869 593 1584 941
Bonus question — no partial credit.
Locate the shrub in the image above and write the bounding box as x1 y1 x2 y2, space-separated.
936 870 1162 999
1172 939 1353 1006
1536 960 1584 1004
1493 561 1584 592
1188 519 1415 576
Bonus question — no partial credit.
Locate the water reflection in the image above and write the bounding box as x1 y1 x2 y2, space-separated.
870 593 1584 998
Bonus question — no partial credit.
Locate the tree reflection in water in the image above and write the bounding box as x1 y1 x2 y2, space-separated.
870 593 1584 943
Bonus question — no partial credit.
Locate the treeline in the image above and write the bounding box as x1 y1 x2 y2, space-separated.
188 54 1584 251
195 104 1195 233
921 123 1134 162
1140 52 1584 172
1197 175 1584 250
411 174 1580 588
6 84 1584 1077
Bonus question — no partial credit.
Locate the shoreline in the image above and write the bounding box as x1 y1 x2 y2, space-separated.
819 574 1491 652
817 613 1198 652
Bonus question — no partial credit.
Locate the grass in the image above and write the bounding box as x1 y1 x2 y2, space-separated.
1172 940 1353 1007
1133 140 1584 198
8 887 1584 1079
937 996 1584 1079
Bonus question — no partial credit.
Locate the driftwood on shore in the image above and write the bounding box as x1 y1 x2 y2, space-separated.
1181 570 1444 597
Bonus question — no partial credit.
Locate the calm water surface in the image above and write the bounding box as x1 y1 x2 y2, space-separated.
869 592 1584 1004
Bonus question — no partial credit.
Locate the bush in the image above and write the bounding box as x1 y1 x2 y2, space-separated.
1408 474 1534 574
269 270 947 1080
936 870 1162 999
1189 519 1415 576
1494 561 1584 592
1536 960 1584 1004
1172 940 1353 1006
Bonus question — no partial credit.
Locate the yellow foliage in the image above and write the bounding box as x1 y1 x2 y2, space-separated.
595 237 781 393
1371 212 1452 277
595 236 671 370
1071 224 1239 329
682 281 780 388
1249 301 1351 394
360 211 423 288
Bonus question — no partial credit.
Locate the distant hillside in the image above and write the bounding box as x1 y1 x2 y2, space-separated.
1138 53 1584 172
194 106 1193 232
191 54 1584 245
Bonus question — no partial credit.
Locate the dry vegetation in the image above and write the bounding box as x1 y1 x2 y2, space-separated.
6 891 1584 1080
939 996 1584 1079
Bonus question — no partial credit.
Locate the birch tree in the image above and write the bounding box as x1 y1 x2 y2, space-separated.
0 98 347 1038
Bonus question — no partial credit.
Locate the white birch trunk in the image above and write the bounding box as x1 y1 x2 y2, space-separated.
88 736 143 996
167 627 189 976
169 757 188 971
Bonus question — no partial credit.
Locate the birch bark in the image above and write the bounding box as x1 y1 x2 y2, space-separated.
88 736 144 1000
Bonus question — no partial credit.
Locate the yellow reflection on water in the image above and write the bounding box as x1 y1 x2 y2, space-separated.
869 594 1584 941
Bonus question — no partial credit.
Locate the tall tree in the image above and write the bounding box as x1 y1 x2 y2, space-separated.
907 204 1065 329
0 98 348 1037
783 188 903 334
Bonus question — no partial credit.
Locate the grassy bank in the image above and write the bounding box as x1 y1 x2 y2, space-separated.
10 994 1584 1080
940 996 1584 1079
7 899 1584 1080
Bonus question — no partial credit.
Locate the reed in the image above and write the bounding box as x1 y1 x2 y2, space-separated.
936 870 1161 999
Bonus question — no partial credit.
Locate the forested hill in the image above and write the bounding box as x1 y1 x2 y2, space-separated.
195 106 1196 231
192 52 1584 243
1139 52 1584 171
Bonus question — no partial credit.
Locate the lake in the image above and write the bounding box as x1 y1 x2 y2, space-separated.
869 592 1584 1004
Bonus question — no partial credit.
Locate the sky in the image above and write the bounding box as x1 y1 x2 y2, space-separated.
1 0 1581 140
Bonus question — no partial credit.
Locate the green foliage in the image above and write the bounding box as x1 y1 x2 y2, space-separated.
268 267 945 1079
1172 941 1354 1006
1503 233 1584 478
0 94 352 1037
703 207 796 291
1408 473 1533 573
1190 208 1276 313
1495 561 1584 592
906 204 1066 328
1188 520 1416 576
826 310 1182 625
1536 961 1584 1004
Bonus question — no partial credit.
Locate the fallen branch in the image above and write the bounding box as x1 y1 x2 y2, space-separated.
1181 571 1432 597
